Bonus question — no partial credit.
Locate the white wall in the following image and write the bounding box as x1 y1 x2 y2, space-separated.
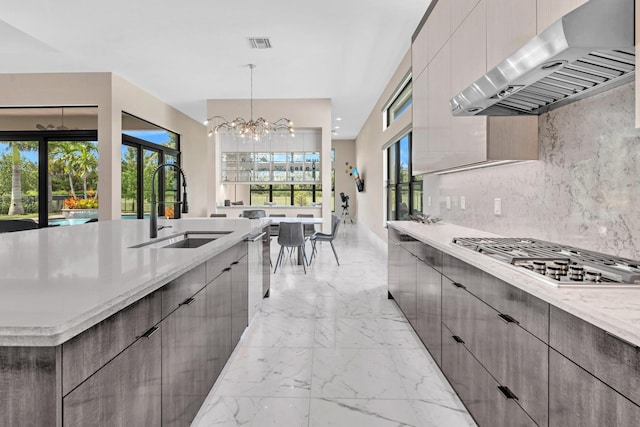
207 98 332 231
353 50 412 242
0 72 209 220
332 139 357 219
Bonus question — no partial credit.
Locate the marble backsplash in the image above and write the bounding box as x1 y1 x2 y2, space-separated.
432 81 640 259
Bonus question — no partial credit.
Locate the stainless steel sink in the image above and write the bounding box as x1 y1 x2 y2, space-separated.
131 231 232 249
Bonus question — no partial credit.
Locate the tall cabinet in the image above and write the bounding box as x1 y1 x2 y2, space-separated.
412 0 538 174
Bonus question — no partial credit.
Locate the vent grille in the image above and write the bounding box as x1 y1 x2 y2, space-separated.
493 48 635 114
249 37 272 49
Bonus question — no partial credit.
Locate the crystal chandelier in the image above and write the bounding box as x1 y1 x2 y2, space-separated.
205 64 294 141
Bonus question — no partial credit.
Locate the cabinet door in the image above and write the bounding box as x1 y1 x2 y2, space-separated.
231 253 249 347
412 23 428 79
537 0 588 33
162 263 207 317
451 0 482 33
416 260 441 365
207 269 233 383
550 306 640 406
398 248 417 328
441 325 536 427
63 332 161 427
262 225 271 297
411 69 429 175
388 234 401 299
426 0 451 64
486 0 537 70
426 41 452 172
161 289 209 427
549 349 640 427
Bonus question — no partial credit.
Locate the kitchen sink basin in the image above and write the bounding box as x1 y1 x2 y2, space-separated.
131 231 232 249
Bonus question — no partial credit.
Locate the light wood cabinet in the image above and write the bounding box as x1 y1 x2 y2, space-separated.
425 41 452 172
411 21 429 80
486 0 537 70
426 0 451 65
411 69 429 175
450 0 482 34
537 0 588 34
450 0 485 97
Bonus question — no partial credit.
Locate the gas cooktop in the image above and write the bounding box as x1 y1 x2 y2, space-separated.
452 237 640 288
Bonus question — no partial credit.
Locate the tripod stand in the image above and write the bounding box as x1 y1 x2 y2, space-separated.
339 192 353 224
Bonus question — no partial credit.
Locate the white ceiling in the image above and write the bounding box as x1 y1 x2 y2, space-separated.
0 0 431 138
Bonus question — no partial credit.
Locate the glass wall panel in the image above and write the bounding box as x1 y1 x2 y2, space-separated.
121 145 138 217
142 148 159 217
272 184 291 205
0 140 39 227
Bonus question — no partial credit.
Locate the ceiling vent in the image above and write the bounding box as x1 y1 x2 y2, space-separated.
249 37 272 49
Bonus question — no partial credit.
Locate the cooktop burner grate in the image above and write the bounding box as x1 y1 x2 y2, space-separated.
452 237 640 286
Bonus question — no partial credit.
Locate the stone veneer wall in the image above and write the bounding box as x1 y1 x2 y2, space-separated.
434 82 640 259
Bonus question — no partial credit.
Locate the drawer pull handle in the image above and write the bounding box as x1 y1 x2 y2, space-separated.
497 386 518 400
452 282 466 289
452 335 465 344
605 331 640 351
498 313 519 325
140 326 159 339
222 267 231 272
231 261 239 265
181 297 195 306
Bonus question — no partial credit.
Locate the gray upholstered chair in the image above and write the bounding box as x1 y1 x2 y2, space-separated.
309 214 341 265
296 214 316 239
240 209 266 219
274 222 308 274
210 213 227 217
269 214 285 237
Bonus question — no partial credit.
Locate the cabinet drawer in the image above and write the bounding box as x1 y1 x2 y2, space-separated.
442 277 548 425
63 328 162 426
205 241 247 283
162 263 207 317
441 325 537 427
549 348 640 427
442 253 548 342
62 291 161 396
550 306 640 406
397 248 418 328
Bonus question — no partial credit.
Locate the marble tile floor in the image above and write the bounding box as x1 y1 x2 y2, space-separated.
192 223 476 427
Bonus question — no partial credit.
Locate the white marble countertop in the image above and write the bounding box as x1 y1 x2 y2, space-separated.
0 218 269 346
217 205 322 209
388 221 640 348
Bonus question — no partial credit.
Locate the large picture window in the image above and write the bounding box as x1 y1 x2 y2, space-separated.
386 132 422 220
250 184 322 206
383 73 412 129
0 130 98 228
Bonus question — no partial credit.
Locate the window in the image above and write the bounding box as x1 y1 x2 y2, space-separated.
121 113 180 219
250 184 322 206
383 73 412 129
0 130 98 228
386 132 422 220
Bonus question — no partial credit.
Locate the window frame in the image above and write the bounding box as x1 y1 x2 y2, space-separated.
250 183 322 206
383 73 413 130
386 131 422 221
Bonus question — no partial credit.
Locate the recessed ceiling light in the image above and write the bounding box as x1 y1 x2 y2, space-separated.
335 126 340 129
336 117 342 121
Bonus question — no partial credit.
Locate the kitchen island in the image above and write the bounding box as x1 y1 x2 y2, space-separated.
388 221 640 426
0 217 269 426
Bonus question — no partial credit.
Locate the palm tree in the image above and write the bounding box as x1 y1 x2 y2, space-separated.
75 142 98 199
4 141 37 216
51 143 80 198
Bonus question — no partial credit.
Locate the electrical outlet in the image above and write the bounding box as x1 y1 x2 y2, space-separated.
460 196 466 210
446 196 451 210
494 198 502 215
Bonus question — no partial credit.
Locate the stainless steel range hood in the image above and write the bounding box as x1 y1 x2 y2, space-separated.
450 0 635 116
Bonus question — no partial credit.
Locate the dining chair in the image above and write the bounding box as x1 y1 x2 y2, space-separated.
309 214 341 265
268 214 285 238
296 214 316 238
274 222 308 274
210 213 227 217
